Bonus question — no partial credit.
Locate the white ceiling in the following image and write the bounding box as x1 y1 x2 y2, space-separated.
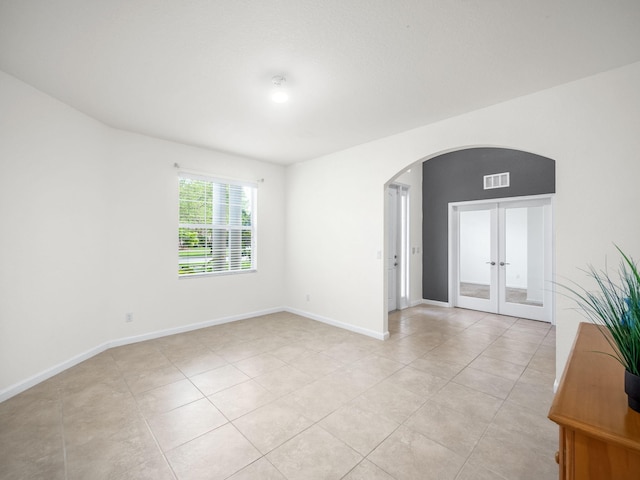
1 1 640 165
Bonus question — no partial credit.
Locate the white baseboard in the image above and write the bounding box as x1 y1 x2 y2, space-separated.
421 299 452 308
0 306 389 402
1 306 391 402
0 342 111 403
284 307 389 341
108 307 284 348
0 306 284 403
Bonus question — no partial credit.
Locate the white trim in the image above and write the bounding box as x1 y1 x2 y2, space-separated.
0 306 283 403
285 307 389 341
386 183 411 313
448 204 457 311
421 299 452 308
449 193 555 209
388 181 411 189
550 195 557 326
483 172 510 190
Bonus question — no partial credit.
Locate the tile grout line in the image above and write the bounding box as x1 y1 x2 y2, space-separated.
393 311 553 479
448 324 523 480
21 308 556 480
110 348 180 480
454 316 554 479
57 383 69 480
363 311 492 479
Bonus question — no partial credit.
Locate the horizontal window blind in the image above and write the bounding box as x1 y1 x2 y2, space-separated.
178 173 256 276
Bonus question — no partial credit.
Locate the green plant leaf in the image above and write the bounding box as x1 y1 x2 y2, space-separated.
557 245 640 375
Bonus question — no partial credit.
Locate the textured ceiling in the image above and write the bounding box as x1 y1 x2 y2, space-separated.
1 0 640 164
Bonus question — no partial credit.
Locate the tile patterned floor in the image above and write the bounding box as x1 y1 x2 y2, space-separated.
0 305 558 480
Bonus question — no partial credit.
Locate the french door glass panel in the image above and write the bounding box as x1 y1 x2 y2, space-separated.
499 201 550 320
459 209 491 300
503 205 544 306
456 206 498 313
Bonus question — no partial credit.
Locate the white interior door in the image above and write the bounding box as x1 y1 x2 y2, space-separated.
452 196 553 322
387 186 398 312
387 184 410 312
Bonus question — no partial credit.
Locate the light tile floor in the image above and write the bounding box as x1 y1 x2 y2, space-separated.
0 305 558 480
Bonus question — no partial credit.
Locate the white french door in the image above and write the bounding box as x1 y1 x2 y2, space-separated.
450 196 553 322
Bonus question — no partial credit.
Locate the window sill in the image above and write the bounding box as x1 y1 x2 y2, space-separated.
178 269 257 279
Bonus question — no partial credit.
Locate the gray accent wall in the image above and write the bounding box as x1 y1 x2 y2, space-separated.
422 147 555 302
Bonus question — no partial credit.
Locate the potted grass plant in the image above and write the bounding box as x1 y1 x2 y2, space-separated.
562 246 640 412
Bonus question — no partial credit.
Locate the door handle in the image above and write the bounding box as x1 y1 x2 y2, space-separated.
500 262 510 266
486 261 496 266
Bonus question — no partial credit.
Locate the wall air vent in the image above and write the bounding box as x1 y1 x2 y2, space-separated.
483 172 510 190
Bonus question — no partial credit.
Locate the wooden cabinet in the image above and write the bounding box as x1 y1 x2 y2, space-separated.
548 323 640 479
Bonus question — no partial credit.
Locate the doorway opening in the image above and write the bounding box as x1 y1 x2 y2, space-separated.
449 194 554 322
387 183 410 312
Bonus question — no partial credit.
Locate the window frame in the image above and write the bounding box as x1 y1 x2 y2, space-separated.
178 171 257 278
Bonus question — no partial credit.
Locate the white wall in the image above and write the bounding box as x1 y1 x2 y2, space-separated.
283 156 386 337
284 61 640 378
0 71 110 393
0 71 286 398
104 130 286 341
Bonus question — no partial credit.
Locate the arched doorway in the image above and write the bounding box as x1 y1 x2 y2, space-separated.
384 166 423 316
422 147 556 322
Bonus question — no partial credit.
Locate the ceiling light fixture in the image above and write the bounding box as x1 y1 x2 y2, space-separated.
271 75 289 103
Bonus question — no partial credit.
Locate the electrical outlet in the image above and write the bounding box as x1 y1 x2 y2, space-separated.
125 312 133 323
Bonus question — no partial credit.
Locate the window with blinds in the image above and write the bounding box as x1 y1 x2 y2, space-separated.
178 173 256 276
